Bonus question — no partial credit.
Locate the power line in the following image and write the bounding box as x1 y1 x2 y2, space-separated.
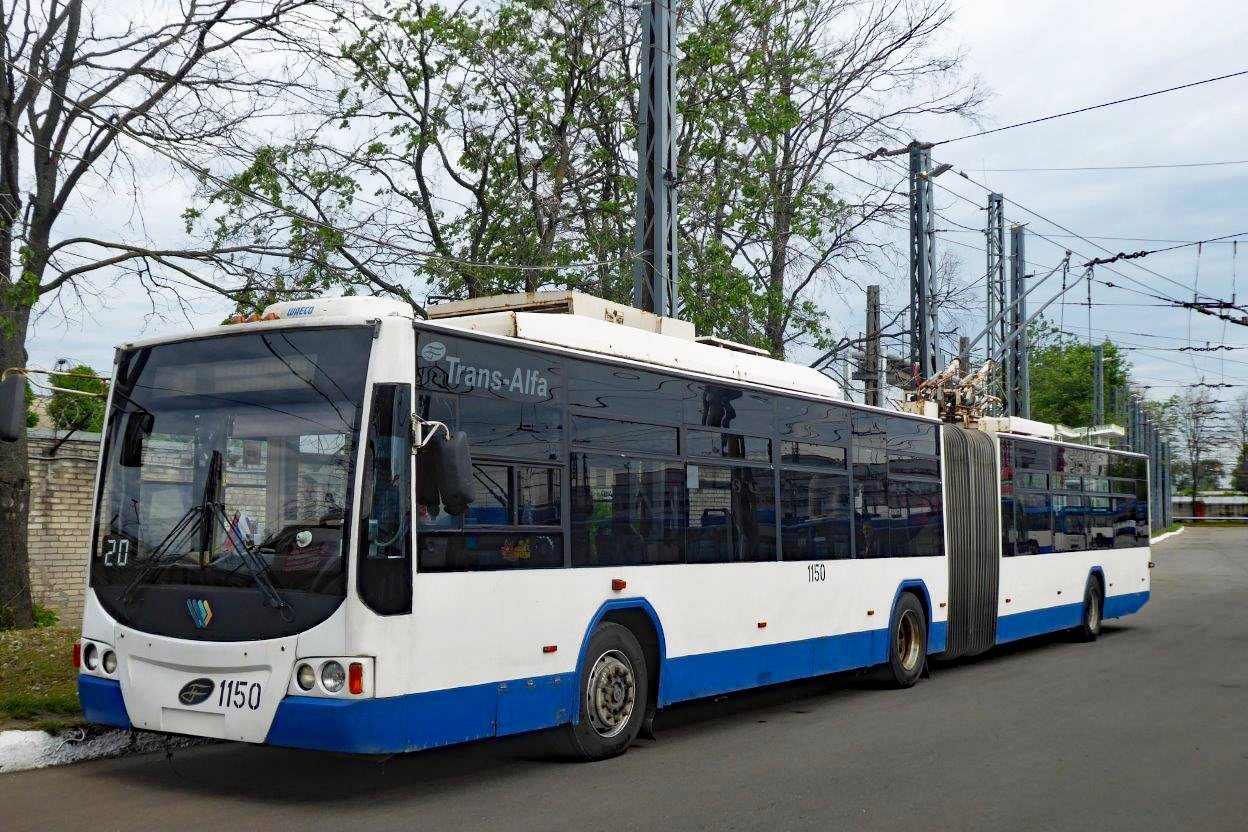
934 230 1248 245
972 159 1248 172
932 68 1248 146
1080 232 1248 268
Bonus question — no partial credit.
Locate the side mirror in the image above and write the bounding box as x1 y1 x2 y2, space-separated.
120 411 154 467
0 374 25 443
430 430 474 516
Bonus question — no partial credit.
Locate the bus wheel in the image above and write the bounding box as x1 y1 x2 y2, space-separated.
887 593 927 688
564 622 649 760
1077 579 1103 642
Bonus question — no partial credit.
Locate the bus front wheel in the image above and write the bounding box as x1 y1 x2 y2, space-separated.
1076 579 1103 642
886 593 927 688
562 622 649 760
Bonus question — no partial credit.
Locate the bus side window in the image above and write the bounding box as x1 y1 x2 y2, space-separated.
358 384 412 615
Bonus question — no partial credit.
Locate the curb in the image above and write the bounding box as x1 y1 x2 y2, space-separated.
0 728 207 774
1150 526 1184 546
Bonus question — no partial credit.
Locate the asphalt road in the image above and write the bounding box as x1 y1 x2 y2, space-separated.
4 527 1246 832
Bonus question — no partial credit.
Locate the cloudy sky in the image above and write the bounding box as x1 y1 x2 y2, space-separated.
26 0 1248 410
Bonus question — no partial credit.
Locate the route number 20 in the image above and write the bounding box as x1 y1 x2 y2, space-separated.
102 537 130 567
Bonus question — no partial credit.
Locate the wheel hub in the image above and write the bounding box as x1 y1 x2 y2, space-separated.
586 650 636 738
896 609 922 672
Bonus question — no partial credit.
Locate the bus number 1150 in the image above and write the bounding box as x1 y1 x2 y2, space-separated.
807 564 826 583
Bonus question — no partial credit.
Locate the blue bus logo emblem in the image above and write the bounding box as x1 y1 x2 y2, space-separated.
187 598 214 629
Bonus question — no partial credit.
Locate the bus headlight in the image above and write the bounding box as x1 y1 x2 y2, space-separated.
320 661 346 693
83 642 99 671
102 650 118 675
296 663 316 691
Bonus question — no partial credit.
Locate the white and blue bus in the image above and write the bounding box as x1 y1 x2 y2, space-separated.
0 292 1151 759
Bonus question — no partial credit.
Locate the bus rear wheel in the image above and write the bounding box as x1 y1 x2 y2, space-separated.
562 622 649 760
886 593 927 688
1077 579 1103 642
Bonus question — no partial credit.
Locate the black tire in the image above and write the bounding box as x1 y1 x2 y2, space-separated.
1076 579 1103 642
561 622 649 760
886 593 927 688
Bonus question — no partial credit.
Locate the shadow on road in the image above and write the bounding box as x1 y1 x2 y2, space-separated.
78 623 1111 808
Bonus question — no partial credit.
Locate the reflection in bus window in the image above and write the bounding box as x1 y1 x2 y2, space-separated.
780 471 851 560
687 464 776 563
570 454 684 566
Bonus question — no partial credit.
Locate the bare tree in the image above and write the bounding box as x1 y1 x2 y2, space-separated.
1231 390 1248 450
676 0 983 355
1173 389 1227 497
1 0 317 626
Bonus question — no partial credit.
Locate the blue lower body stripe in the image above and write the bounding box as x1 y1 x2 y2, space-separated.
265 622 943 754
78 675 131 729
996 590 1151 644
1104 590 1150 619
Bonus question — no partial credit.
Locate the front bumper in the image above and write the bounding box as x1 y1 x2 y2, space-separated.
79 676 131 730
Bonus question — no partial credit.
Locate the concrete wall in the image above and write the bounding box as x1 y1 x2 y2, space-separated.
26 428 102 625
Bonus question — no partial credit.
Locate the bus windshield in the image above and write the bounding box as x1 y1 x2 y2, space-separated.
89 326 372 640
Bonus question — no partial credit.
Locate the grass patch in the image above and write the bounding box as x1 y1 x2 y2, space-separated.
0 626 82 730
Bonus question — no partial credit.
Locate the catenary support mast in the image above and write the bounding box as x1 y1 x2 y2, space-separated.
633 0 679 317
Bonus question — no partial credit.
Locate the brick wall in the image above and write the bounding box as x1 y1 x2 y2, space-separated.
26 428 102 625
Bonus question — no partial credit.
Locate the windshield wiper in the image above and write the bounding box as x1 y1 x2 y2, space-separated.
120 501 206 605
209 503 296 622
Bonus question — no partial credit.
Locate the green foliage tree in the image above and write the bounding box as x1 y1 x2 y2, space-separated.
1232 445 1248 493
46 366 106 432
1174 459 1224 494
24 380 37 428
1026 319 1132 427
190 0 981 358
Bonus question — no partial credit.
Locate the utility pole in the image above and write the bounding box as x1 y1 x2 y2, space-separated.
865 285 881 408
986 193 1007 406
632 0 678 317
1152 428 1164 533
1008 224 1029 418
1158 441 1168 526
1092 343 1105 426
909 144 938 380
840 352 852 403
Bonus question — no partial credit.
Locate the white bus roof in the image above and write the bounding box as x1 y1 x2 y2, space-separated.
122 293 845 402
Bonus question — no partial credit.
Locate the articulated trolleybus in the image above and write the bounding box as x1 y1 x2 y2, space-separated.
34 292 1156 758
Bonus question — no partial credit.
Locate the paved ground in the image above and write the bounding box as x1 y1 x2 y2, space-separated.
4 528 1246 831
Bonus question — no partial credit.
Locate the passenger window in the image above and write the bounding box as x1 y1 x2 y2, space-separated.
687 464 776 562
517 466 561 526
459 396 563 461
778 399 850 446
780 441 846 469
417 532 563 571
780 470 851 560
465 464 511 526
571 414 678 454
685 383 774 434
567 362 683 424
686 429 771 462
570 453 684 566
358 384 412 615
